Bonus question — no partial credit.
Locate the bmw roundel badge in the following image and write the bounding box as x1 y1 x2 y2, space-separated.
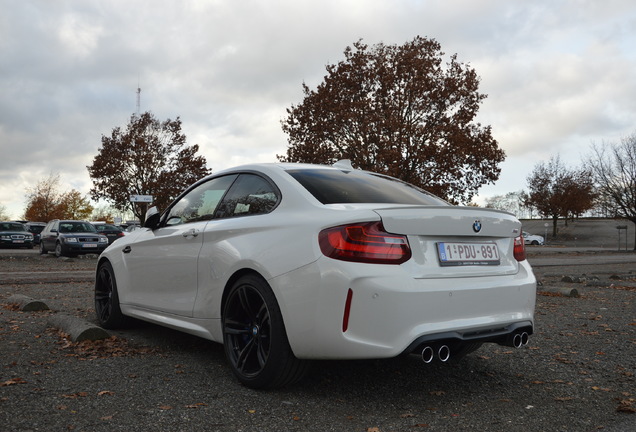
473 220 482 233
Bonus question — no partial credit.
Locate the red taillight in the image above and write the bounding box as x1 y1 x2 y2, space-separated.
513 234 526 261
319 221 411 264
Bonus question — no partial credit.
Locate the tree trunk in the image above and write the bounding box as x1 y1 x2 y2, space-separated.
552 215 559 238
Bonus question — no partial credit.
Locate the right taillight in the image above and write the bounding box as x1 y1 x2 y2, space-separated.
319 221 411 264
513 234 526 261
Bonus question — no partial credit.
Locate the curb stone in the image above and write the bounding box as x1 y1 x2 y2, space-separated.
7 294 50 311
47 313 110 342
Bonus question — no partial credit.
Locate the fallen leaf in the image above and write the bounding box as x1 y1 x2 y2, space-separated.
98 391 114 396
616 399 636 413
1 377 27 387
61 392 88 399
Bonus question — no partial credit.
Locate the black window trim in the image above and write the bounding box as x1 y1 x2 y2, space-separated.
159 170 282 227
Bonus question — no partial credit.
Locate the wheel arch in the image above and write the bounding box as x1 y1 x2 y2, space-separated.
220 268 269 316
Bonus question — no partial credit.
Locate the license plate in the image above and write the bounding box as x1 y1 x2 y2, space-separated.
437 242 500 266
13 240 24 244
82 243 97 248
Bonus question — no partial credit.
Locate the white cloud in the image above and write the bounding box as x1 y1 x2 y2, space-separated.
1 0 636 218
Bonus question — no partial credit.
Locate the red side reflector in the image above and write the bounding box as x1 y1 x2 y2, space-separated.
319 221 411 264
513 234 526 261
342 288 353 332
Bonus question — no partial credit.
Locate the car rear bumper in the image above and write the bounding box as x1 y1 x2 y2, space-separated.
273 258 536 360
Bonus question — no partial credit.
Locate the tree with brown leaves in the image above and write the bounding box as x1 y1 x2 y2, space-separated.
279 36 505 204
23 173 93 222
524 156 596 237
87 112 211 223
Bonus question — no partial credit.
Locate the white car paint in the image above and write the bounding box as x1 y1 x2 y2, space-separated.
523 231 545 245
97 162 536 386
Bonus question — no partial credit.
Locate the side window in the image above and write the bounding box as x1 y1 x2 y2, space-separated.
216 174 279 218
165 175 238 226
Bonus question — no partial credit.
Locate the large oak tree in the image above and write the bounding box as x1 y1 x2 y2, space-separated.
279 37 505 204
87 112 211 222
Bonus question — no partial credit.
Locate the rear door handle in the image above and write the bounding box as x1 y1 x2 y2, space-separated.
122 245 132 254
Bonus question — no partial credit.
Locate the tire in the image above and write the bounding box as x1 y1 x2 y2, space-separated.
222 274 308 389
531 240 539 246
94 261 129 329
55 242 65 258
39 242 47 255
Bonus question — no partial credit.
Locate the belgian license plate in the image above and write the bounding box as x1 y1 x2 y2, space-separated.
437 242 500 266
83 243 97 248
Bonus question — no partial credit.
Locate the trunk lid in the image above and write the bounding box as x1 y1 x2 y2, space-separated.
374 206 522 278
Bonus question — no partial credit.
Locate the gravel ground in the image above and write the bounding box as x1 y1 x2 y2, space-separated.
0 252 635 432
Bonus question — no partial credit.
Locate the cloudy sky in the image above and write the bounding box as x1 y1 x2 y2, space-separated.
1 0 635 219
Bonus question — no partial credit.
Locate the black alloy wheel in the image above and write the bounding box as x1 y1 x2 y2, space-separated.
222 275 307 389
94 261 128 329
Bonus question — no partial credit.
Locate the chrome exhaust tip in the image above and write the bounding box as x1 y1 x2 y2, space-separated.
438 345 451 362
421 346 434 363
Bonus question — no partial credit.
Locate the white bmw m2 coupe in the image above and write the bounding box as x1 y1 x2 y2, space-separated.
95 161 536 389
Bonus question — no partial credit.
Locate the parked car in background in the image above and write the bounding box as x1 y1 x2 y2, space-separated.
123 224 142 235
40 220 109 257
91 223 125 244
523 231 544 245
0 221 34 248
24 221 47 245
94 161 536 389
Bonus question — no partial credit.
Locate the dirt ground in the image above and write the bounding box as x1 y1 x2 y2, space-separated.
0 248 635 431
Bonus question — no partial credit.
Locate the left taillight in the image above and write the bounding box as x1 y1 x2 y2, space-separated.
513 234 526 262
319 221 411 264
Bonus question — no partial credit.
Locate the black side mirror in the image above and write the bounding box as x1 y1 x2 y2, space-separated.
144 206 161 230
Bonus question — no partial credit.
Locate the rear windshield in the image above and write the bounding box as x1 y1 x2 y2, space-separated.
287 169 447 205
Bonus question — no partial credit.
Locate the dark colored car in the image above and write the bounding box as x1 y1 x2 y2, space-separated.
92 223 125 245
25 222 47 245
40 220 109 257
0 221 34 248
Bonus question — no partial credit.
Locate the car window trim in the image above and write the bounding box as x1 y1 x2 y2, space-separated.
213 172 282 220
159 171 282 227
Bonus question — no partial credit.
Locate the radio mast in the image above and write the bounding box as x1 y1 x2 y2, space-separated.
136 84 141 115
